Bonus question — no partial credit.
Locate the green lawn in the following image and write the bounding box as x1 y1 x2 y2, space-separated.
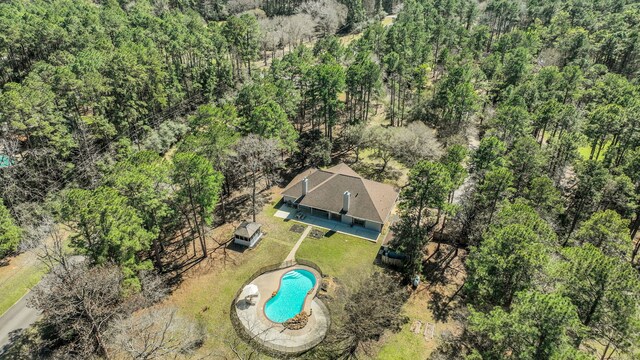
296 229 379 290
167 198 312 357
578 140 611 161
296 228 456 360
375 293 441 360
167 187 441 359
166 192 384 357
0 227 72 316
0 256 47 316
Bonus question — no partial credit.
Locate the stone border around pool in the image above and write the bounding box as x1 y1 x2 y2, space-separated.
229 259 331 358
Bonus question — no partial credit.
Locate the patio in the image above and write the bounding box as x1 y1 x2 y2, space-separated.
274 204 381 242
233 264 329 355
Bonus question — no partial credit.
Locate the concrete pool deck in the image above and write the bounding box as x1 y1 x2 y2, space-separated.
234 265 329 354
274 204 381 242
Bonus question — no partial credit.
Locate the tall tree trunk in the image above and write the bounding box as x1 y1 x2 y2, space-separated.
252 170 257 223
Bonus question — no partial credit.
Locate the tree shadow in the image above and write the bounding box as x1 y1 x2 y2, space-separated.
235 299 253 311
422 243 466 323
0 328 42 359
350 161 402 183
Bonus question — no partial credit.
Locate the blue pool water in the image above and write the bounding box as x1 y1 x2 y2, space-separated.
265 269 317 323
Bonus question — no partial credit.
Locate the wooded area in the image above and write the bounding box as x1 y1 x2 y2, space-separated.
0 0 639 358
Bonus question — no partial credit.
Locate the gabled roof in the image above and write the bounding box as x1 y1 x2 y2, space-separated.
282 163 398 224
235 221 261 238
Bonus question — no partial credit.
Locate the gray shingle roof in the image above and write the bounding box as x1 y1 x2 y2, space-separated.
235 221 261 238
282 163 398 224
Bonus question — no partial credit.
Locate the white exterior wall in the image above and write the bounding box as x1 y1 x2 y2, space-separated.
365 220 383 232
283 195 297 204
341 214 353 225
234 231 263 248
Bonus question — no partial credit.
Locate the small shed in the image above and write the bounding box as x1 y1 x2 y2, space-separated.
234 221 263 248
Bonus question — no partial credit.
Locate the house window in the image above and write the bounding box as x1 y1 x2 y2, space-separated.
353 218 365 227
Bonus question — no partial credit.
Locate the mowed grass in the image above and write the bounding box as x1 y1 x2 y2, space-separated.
163 193 461 360
296 229 457 360
0 254 46 316
296 227 382 338
165 199 302 357
296 229 380 290
375 293 441 360
164 191 383 357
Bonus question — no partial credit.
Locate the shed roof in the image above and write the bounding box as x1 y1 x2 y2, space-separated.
235 221 261 238
282 163 398 224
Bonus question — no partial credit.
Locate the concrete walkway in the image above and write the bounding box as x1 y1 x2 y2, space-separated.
284 226 311 263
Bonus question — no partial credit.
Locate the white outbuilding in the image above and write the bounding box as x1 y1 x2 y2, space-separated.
234 221 263 248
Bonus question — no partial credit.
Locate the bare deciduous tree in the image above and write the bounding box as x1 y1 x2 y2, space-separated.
12 201 54 251
391 122 444 167
232 135 282 222
227 0 262 15
327 272 409 359
299 0 347 35
30 261 127 359
106 307 205 359
28 233 169 359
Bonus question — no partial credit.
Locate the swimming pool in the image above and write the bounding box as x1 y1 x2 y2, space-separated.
265 269 317 323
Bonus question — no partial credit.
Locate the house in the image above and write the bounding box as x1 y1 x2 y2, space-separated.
234 221 263 247
281 163 399 232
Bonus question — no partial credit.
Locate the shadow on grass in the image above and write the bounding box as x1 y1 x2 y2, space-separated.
422 244 466 323
226 241 250 254
324 230 337 237
0 327 44 359
272 198 284 210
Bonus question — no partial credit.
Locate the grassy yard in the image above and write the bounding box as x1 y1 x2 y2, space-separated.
164 197 302 357
374 242 465 359
0 252 47 316
164 187 454 359
297 228 460 360
296 229 381 322
296 230 379 288
375 291 449 360
163 188 385 357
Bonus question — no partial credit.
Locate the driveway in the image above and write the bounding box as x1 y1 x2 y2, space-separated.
0 291 40 351
0 255 84 353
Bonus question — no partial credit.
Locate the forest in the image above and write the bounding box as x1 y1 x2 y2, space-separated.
0 0 639 358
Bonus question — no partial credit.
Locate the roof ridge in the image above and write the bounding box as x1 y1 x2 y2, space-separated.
330 172 362 179
325 163 362 178
360 178 396 220
306 172 339 194
350 177 384 221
